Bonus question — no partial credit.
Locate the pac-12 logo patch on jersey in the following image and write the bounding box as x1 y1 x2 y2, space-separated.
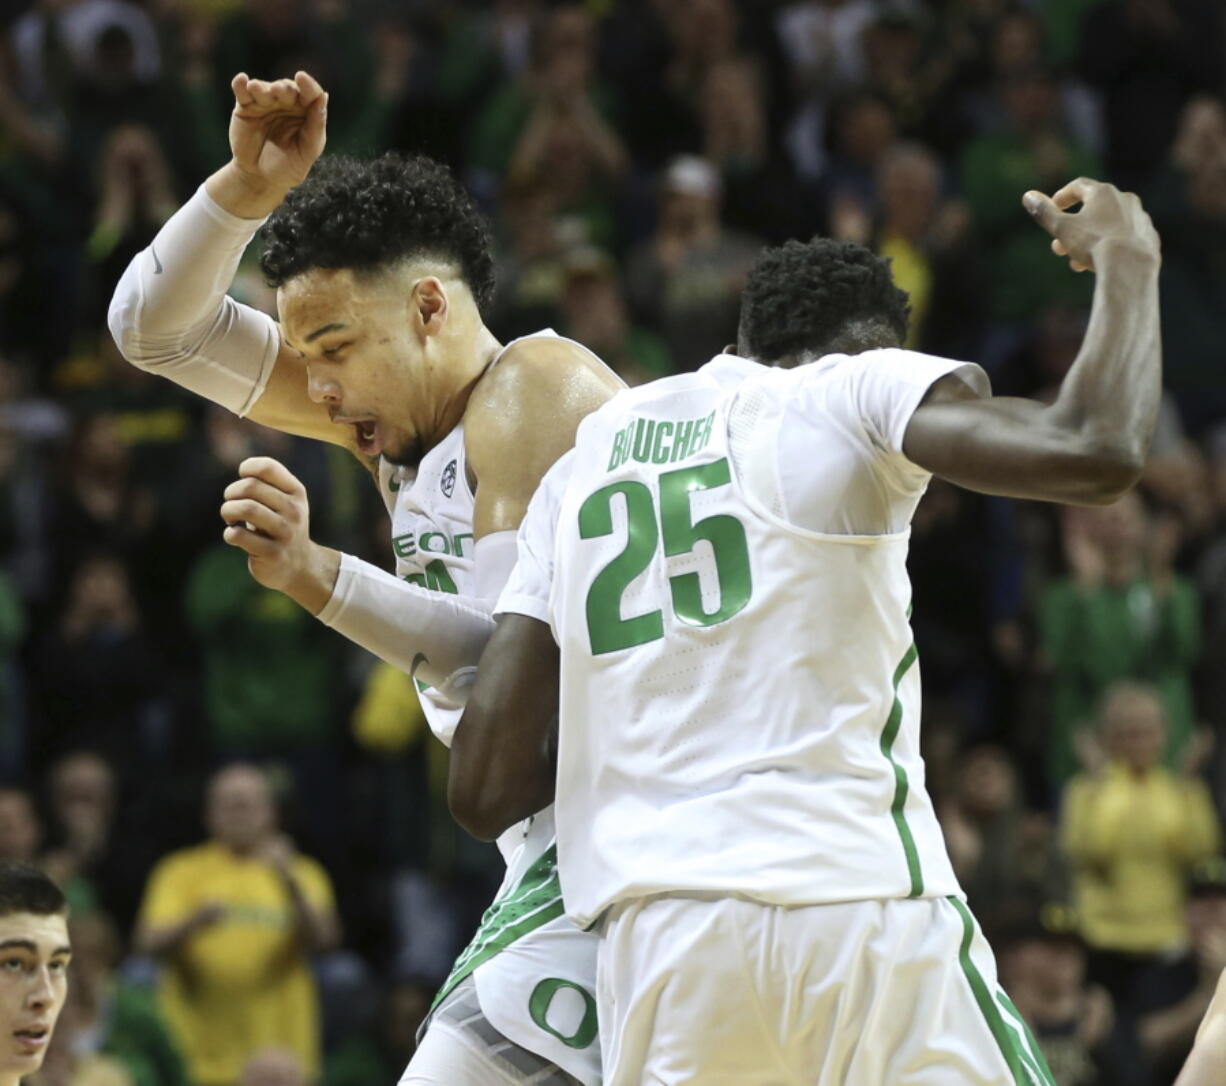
441 459 457 498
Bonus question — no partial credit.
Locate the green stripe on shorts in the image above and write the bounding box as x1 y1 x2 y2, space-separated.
432 844 565 1009
948 897 1057 1086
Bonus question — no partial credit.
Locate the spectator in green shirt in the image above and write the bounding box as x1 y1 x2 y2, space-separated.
185 543 339 755
960 65 1098 368
1040 491 1201 788
57 911 188 1086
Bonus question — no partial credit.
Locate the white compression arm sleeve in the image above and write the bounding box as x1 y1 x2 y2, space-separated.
315 530 520 695
435 530 522 706
106 184 280 417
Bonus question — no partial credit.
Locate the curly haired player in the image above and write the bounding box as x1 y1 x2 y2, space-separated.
453 179 1161 1084
108 71 620 1086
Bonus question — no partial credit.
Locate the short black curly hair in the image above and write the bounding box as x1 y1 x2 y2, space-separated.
737 238 910 363
260 153 496 313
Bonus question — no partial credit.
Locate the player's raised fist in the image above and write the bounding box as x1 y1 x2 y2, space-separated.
1022 177 1160 273
229 70 328 195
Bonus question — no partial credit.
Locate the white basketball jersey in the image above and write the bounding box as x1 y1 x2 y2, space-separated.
500 350 981 930
382 331 601 1085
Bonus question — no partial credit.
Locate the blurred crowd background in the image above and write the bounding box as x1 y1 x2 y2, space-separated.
0 0 1224 1082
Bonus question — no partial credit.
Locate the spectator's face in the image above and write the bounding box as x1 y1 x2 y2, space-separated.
1103 691 1166 772
660 189 717 235
543 6 594 73
0 796 39 864
207 768 276 852
1002 73 1057 132
63 915 114 993
70 559 132 618
991 13 1042 76
51 755 113 829
279 266 465 468
880 152 938 238
703 61 763 143
1084 490 1144 561
563 275 625 347
0 911 70 1080
863 23 920 80
957 748 1016 817
76 416 127 476
1030 938 1085 995
837 100 896 167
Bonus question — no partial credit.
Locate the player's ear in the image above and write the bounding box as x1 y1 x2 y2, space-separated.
411 277 448 337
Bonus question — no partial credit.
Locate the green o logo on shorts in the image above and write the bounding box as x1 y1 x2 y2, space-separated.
528 978 598 1050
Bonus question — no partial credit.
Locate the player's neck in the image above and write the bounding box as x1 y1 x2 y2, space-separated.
417 320 502 447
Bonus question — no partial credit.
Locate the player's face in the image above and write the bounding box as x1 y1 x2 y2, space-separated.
0 912 70 1081
279 266 449 466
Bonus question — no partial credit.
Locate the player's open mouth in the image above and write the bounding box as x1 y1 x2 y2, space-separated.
346 419 383 457
13 1027 48 1052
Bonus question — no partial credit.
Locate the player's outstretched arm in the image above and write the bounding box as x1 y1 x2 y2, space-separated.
108 71 357 450
449 614 560 842
902 178 1161 505
1177 969 1226 1086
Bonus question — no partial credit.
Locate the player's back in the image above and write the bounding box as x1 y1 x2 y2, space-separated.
538 351 974 927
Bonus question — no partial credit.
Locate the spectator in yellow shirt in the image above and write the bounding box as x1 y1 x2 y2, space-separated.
134 765 340 1085
1062 680 1220 1012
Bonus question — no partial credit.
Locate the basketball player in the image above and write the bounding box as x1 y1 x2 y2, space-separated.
0 863 71 1085
451 177 1161 1084
107 71 621 1085
1176 969 1226 1085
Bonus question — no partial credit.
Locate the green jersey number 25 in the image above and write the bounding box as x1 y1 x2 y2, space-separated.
578 457 752 655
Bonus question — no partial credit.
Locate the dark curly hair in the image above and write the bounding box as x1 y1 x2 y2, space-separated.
260 153 496 313
737 238 910 364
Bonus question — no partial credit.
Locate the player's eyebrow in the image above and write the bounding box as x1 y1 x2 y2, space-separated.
0 940 71 957
305 322 348 343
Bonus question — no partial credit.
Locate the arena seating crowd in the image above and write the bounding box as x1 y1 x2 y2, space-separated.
0 0 1224 1082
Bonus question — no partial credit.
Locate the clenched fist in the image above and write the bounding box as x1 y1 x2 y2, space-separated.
205 70 328 220
220 456 339 613
230 70 327 195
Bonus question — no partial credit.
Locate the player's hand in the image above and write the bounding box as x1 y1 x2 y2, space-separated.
229 70 327 195
1022 177 1160 273
221 456 321 595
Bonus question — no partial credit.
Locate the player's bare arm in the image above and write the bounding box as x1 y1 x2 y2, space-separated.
449 614 561 842
464 337 624 538
902 177 1162 505
444 340 621 835
1177 968 1226 1085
